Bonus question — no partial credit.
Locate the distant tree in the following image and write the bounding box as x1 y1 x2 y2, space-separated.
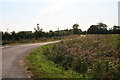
97 23 108 34
34 24 44 39
97 23 107 29
34 24 43 32
87 22 108 34
2 32 11 40
48 30 55 38
17 32 26 40
112 25 120 34
87 25 98 34
11 31 18 40
73 23 82 34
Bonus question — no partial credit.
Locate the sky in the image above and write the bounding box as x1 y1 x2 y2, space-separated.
0 0 119 32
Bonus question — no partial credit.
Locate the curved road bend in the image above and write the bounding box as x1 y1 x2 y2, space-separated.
2 40 61 78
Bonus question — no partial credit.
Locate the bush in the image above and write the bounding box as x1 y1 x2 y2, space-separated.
42 34 120 79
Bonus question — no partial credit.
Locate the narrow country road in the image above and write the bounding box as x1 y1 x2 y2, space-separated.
2 40 60 78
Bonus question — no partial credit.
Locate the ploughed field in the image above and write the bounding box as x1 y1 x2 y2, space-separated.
26 34 120 79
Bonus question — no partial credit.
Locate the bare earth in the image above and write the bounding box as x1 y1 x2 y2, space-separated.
2 40 60 78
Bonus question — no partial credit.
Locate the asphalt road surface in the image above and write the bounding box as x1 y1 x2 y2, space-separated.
2 40 60 78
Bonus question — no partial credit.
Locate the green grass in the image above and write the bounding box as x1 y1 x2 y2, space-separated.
26 34 120 79
26 44 92 78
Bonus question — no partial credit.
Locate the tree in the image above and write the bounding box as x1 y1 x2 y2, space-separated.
87 25 98 34
112 25 120 34
97 23 107 29
87 22 108 34
2 32 11 40
97 23 108 34
72 23 82 34
34 24 44 39
11 31 19 40
48 30 55 38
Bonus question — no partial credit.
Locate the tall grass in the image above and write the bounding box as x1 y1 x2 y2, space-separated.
42 34 120 79
26 34 120 79
26 44 92 78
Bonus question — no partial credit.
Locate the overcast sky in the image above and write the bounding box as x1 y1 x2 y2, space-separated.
0 0 119 32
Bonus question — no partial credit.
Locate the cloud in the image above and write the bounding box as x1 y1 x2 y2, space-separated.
39 0 78 14
38 0 119 14
1 0 119 15
0 0 79 14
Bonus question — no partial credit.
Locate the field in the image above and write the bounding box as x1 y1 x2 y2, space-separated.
26 34 120 79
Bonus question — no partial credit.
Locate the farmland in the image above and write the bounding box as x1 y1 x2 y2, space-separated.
26 34 120 79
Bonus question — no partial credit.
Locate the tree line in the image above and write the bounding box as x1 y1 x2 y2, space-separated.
87 23 120 34
1 22 120 42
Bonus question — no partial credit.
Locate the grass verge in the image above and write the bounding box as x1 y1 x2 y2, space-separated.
25 44 92 78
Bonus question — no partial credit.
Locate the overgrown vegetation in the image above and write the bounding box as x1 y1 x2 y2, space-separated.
2 23 120 45
26 34 120 79
26 44 92 78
